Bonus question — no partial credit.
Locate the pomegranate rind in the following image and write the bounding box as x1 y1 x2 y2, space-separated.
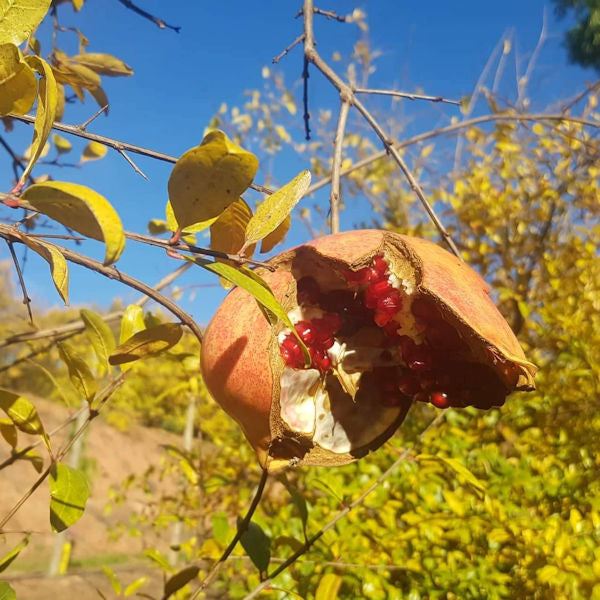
201 229 536 469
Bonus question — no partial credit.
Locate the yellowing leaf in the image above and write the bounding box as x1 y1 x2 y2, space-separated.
421 143 434 159
72 0 84 10
55 82 65 120
51 56 100 90
0 43 37 115
119 304 145 344
80 309 116 370
71 52 133 77
109 323 183 365
19 55 57 185
165 199 217 233
210 198 255 258
88 84 108 112
57 341 97 402
0 389 45 435
260 214 290 253
21 181 125 265
0 418 17 448
0 582 16 600
168 130 259 229
23 139 49 159
80 140 107 163
243 170 310 251
52 132 71 154
315 573 342 600
19 235 69 303
0 536 29 574
0 0 51 46
49 462 90 532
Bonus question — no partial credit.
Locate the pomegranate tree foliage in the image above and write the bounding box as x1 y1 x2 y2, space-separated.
0 1 599 599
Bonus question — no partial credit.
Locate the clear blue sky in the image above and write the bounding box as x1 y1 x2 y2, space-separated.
0 1 591 328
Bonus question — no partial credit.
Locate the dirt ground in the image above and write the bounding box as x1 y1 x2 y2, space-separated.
1 396 186 599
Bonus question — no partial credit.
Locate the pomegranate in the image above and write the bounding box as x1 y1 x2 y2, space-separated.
201 230 536 469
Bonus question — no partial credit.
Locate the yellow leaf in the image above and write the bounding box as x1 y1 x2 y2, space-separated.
52 56 101 90
88 85 108 112
0 389 46 435
0 418 17 448
55 82 65 120
243 170 310 251
315 573 342 600
119 305 146 344
19 234 69 303
19 55 57 186
21 181 125 265
260 214 290 253
168 130 258 229
71 52 133 77
0 0 52 46
421 143 434 159
72 0 84 10
52 132 71 154
0 43 37 115
57 342 97 402
210 198 255 258
80 140 107 163
165 199 217 233
109 323 183 365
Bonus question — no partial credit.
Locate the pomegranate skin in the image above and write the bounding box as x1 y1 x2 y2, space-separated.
200 230 536 469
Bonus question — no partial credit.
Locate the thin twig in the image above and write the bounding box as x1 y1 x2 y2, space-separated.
313 7 347 22
273 34 305 64
354 88 461 106
561 79 600 113
116 148 148 179
78 105 109 131
329 98 350 234
6 240 34 324
7 113 274 195
517 7 547 109
242 413 446 600
116 0 180 32
302 57 311 140
192 469 269 597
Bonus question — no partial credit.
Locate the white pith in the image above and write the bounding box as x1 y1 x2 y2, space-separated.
279 260 424 454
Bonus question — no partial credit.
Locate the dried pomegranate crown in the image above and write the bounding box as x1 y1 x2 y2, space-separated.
201 230 536 470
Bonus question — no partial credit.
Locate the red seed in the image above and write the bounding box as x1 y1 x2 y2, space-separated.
343 267 370 286
297 276 320 305
312 349 332 373
280 335 304 368
320 312 342 334
405 344 435 371
295 320 316 345
426 319 460 349
372 255 388 276
398 372 420 395
430 391 451 409
364 280 394 309
374 309 395 327
377 289 403 313
398 335 416 358
411 297 439 322
383 320 400 338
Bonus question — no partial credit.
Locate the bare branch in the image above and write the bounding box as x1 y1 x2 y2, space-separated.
330 98 350 234
116 147 148 179
354 88 461 106
302 57 311 140
6 239 34 324
273 34 305 64
115 0 181 32
78 105 109 131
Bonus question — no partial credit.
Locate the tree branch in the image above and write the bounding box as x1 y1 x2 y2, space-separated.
115 0 181 32
354 88 461 106
329 98 350 234
6 239 34 324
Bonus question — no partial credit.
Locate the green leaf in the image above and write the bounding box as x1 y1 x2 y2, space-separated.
80 141 107 163
80 309 116 370
70 52 133 76
49 462 90 532
142 548 171 571
0 582 16 600
18 234 69 304
418 454 486 496
0 43 37 115
243 170 310 251
260 214 290 254
196 259 310 364
20 55 57 186
315 573 342 600
102 565 122 596
0 389 45 435
163 566 200 599
124 577 148 597
57 341 97 402
278 475 308 538
18 448 43 473
168 129 259 229
0 418 17 448
0 536 29 573
119 305 146 344
0 0 52 46
21 181 125 265
211 512 231 547
109 323 183 365
52 132 72 154
238 518 270 574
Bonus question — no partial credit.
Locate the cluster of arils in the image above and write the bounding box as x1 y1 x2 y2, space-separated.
278 254 508 413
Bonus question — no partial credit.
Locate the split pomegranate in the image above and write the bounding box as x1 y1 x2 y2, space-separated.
201 230 536 469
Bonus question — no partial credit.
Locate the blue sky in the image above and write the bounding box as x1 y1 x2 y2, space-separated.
0 1 592 328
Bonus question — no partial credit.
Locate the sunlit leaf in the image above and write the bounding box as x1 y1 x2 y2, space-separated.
165 199 217 233
21 181 125 265
0 0 52 46
49 462 90 532
0 418 17 448
18 449 43 473
80 140 107 163
71 52 133 76
168 130 259 229
0 536 29 573
102 565 122 596
124 577 147 597
142 548 171 571
19 55 57 185
210 197 255 258
80 309 116 370
57 341 97 402
109 323 183 365
418 454 486 496
260 214 290 253
52 132 72 154
315 573 342 600
119 304 146 344
0 43 37 115
163 566 200 599
243 170 310 251
0 582 16 600
238 518 270 574
52 52 101 89
0 389 45 435
87 84 109 112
